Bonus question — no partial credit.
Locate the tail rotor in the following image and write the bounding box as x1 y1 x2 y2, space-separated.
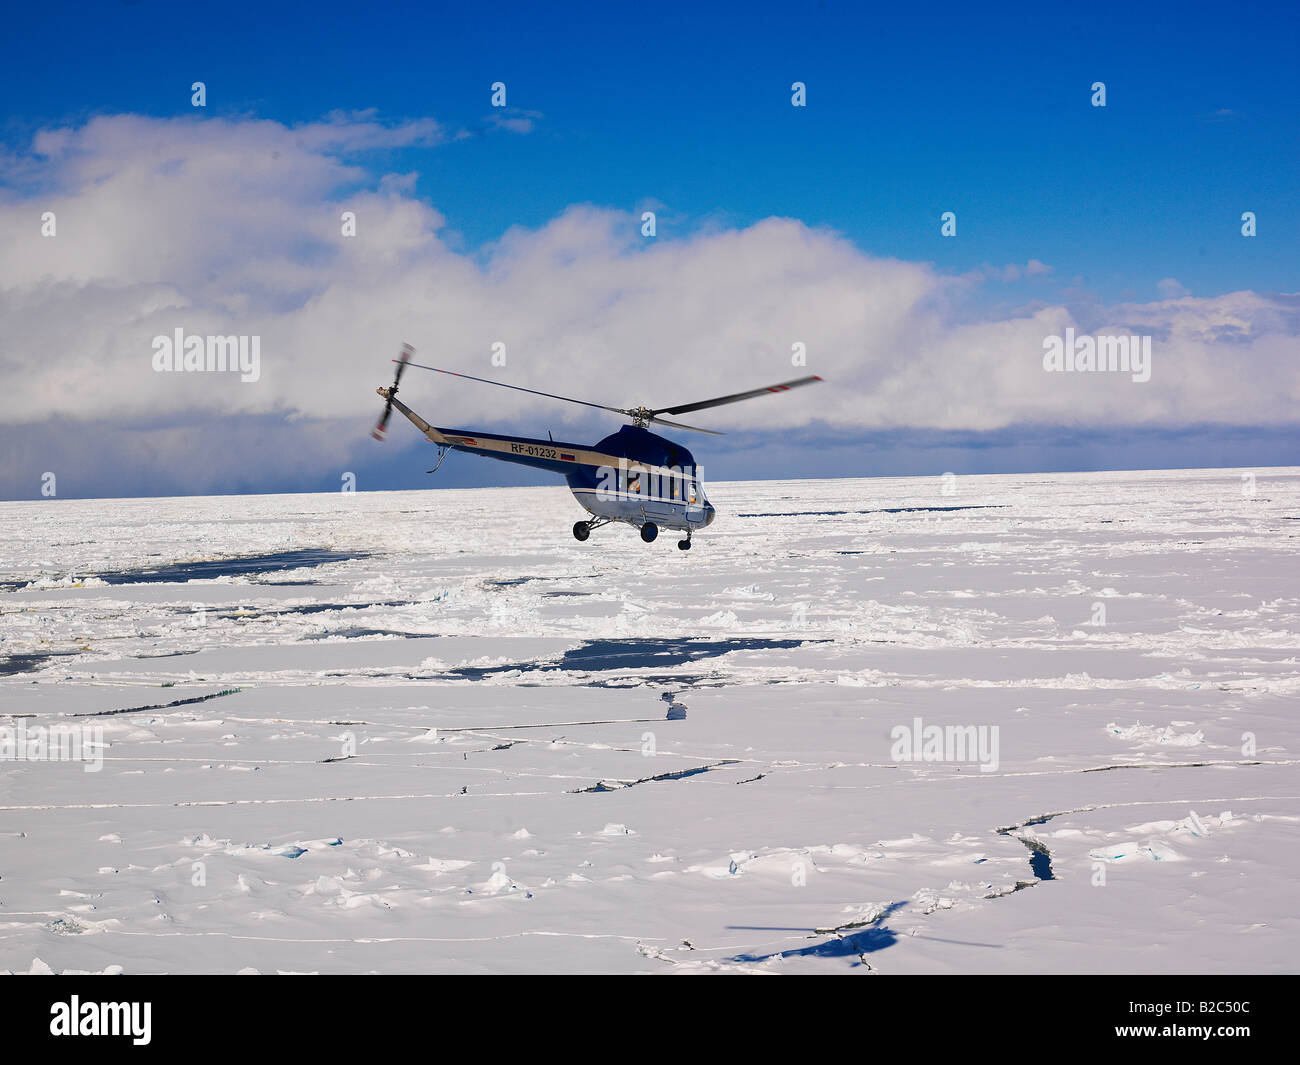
371 343 414 441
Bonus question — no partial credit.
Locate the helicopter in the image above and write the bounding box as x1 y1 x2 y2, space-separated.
372 343 822 549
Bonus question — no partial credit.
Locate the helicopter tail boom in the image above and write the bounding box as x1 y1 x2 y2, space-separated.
375 388 612 476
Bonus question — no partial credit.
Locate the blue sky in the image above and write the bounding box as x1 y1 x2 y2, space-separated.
1 1 1297 497
9 0 1297 300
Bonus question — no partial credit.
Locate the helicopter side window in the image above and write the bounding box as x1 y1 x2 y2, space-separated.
687 481 698 504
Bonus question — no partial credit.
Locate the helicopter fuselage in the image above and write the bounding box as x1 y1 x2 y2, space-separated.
377 389 716 534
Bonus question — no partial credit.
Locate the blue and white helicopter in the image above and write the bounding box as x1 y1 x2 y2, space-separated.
373 344 822 549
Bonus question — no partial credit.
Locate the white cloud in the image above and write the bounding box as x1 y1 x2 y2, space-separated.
0 113 1295 487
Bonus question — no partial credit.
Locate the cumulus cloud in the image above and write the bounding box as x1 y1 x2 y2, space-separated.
0 113 1295 496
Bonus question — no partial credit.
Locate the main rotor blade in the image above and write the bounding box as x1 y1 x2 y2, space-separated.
647 415 724 435
401 360 628 417
653 375 824 417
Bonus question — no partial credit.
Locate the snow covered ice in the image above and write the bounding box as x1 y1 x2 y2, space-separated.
1 467 1297 973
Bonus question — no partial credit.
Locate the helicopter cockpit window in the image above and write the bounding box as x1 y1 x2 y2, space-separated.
687 481 698 504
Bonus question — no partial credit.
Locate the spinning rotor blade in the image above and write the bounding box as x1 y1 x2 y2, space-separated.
653 375 823 417
394 357 821 436
392 343 413 388
402 361 629 418
644 415 724 435
372 342 414 440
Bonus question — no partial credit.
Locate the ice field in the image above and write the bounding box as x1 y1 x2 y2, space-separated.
1 468 1297 974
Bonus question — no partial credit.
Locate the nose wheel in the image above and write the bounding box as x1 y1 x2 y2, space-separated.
677 536 691 550
573 516 611 542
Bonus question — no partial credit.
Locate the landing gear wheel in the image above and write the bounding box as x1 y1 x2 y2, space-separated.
572 521 590 542
677 538 691 550
640 522 658 543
